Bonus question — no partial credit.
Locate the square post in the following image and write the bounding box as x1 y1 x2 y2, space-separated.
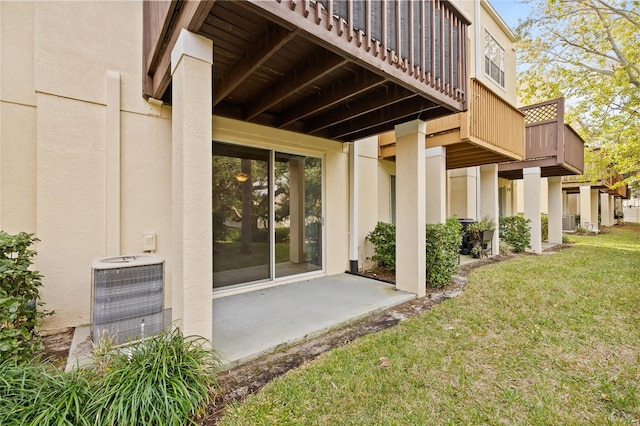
479 164 499 255
547 177 562 244
524 167 542 253
171 29 213 344
395 120 426 297
425 146 446 224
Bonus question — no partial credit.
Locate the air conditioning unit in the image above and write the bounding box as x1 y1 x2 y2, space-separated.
562 214 576 231
92 254 164 344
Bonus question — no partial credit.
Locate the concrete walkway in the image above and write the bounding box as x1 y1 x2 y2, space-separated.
213 273 415 369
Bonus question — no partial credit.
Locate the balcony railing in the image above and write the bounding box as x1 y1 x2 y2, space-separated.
521 98 584 173
499 97 585 179
309 0 468 107
563 170 628 198
378 78 524 169
466 78 525 158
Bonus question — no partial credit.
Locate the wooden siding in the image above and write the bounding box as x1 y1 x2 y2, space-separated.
143 0 470 142
467 79 524 159
378 78 524 169
498 97 585 180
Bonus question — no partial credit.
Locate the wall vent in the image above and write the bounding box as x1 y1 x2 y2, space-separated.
92 255 164 344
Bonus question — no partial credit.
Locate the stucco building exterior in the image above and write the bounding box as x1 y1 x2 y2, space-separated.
1 0 585 349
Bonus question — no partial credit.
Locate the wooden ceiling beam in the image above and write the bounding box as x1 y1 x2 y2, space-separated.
306 85 416 134
245 49 348 121
328 97 441 140
214 24 296 106
277 70 385 128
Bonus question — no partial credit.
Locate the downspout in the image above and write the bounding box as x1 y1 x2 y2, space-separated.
476 166 481 220
348 141 359 273
474 0 483 78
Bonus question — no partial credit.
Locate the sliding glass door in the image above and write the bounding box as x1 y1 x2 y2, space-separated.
212 142 322 289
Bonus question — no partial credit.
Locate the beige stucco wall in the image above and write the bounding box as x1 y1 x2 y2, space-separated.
0 1 172 330
2 1 352 331
1 1 37 234
448 167 478 219
354 137 396 271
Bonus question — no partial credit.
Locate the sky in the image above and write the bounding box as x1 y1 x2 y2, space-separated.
488 0 534 31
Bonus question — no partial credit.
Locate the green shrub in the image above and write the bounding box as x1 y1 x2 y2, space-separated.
425 217 462 288
499 216 531 253
541 213 549 241
0 231 52 362
366 222 396 272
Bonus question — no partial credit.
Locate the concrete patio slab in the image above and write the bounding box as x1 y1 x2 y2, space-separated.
212 273 415 369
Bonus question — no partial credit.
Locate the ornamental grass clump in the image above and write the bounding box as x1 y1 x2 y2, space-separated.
0 328 220 426
90 327 221 426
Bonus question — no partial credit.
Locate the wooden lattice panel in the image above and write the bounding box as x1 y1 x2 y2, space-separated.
523 102 558 124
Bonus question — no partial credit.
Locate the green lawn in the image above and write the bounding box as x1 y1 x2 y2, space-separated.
219 224 640 425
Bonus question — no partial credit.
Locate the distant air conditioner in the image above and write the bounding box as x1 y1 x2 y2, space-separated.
562 214 576 231
92 255 164 344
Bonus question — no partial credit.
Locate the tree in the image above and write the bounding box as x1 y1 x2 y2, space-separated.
516 0 639 191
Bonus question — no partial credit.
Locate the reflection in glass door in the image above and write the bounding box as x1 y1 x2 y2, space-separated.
274 154 322 279
212 144 270 288
212 142 322 289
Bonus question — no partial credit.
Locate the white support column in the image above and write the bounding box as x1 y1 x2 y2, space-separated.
395 120 426 297
106 70 121 256
289 157 306 263
171 29 213 343
547 177 562 244
425 146 446 224
523 167 542 253
479 164 499 255
579 185 591 228
590 189 599 230
600 193 611 227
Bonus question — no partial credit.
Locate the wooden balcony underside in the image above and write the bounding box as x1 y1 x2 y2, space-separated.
378 79 525 169
143 0 469 142
563 172 628 198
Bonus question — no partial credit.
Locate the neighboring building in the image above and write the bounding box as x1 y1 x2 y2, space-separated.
0 0 590 346
562 170 629 229
365 0 525 265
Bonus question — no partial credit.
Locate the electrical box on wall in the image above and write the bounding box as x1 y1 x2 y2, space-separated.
143 233 156 252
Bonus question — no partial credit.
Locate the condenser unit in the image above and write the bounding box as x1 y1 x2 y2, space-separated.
91 255 164 344
562 214 576 231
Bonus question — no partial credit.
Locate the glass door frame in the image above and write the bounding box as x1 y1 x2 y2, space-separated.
212 141 325 293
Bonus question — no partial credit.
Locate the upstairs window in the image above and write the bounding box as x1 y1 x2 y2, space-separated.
484 30 505 87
